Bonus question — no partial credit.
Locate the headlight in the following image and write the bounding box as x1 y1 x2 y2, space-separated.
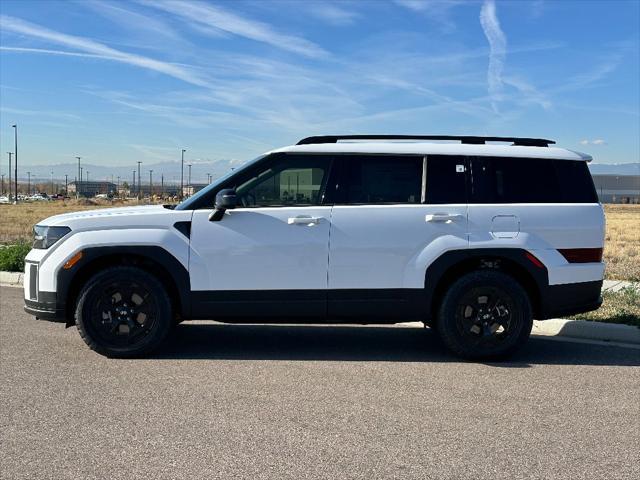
33 225 71 249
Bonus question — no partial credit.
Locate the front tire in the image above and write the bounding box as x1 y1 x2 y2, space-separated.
436 271 533 360
75 266 172 358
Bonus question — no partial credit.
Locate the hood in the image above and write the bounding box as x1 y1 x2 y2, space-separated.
38 205 168 227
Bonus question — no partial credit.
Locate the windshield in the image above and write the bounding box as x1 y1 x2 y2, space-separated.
174 154 267 210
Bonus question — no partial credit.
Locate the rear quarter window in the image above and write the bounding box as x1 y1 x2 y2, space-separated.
470 157 597 203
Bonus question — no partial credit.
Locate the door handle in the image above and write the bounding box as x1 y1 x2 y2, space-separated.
287 215 323 225
425 213 462 223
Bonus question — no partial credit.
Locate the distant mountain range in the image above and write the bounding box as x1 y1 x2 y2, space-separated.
4 160 639 183
588 162 640 176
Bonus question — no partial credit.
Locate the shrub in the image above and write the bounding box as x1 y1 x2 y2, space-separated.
0 242 32 272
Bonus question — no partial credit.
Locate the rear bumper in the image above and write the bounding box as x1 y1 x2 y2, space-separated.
538 280 603 319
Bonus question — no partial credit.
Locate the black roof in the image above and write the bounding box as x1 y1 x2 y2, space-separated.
296 135 555 147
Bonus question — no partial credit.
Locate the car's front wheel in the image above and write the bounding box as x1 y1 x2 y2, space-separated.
436 271 533 360
75 266 172 358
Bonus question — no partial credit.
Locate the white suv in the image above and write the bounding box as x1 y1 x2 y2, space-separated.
23 135 605 359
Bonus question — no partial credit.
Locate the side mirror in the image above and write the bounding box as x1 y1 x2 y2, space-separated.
209 189 237 221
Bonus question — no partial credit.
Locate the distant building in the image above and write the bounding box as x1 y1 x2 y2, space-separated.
67 181 116 197
592 175 640 204
182 183 208 197
121 184 181 198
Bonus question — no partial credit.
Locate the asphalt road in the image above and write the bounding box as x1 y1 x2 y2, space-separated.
1 286 639 480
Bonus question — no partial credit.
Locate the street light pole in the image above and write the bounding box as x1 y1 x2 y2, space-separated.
137 161 142 200
149 169 153 198
132 170 136 198
50 171 54 196
65 174 68 197
76 156 81 199
161 173 164 198
180 149 186 200
11 125 17 203
7 152 13 201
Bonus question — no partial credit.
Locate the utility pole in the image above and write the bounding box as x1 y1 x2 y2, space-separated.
76 156 81 199
7 152 13 201
1 174 4 196
137 161 142 200
188 163 192 188
116 176 120 198
65 174 68 196
12 124 17 203
27 171 31 195
50 171 54 196
180 149 186 200
132 170 136 198
161 173 164 198
149 169 153 198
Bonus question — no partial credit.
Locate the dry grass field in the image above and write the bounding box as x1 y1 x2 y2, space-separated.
0 199 150 244
1 202 639 280
603 204 640 281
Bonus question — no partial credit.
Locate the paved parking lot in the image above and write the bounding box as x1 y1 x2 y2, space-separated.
1 286 639 479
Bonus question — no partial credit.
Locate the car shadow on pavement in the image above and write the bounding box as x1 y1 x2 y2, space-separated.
151 323 640 367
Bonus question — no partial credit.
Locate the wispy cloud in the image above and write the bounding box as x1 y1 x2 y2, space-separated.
580 139 607 145
138 0 328 58
82 0 187 46
0 15 212 88
308 3 359 26
0 106 82 120
394 0 465 32
480 0 507 113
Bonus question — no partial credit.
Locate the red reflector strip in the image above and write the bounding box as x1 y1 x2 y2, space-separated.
525 252 545 269
558 248 603 263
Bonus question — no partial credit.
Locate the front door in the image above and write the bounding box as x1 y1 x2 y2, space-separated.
189 154 335 319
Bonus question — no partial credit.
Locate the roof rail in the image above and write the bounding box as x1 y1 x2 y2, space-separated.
296 135 555 147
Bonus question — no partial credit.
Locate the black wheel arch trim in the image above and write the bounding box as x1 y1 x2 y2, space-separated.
57 245 191 324
424 248 549 320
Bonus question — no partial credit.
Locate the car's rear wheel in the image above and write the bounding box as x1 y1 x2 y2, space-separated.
75 266 172 358
436 271 533 360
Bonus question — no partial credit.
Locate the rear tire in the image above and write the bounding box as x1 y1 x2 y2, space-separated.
436 271 533 360
75 266 172 358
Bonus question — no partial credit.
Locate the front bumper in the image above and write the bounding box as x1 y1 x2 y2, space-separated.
23 260 67 323
24 294 66 322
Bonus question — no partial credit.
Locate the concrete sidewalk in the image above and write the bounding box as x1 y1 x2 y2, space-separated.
602 279 639 292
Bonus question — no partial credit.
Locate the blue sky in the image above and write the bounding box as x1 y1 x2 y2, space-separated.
1 0 639 171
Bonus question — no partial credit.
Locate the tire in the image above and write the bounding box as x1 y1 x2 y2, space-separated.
436 270 533 360
75 266 172 358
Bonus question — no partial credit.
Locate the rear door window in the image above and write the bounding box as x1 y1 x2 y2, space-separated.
425 155 467 204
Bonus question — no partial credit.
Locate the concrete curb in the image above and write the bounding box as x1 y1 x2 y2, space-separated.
531 318 640 345
0 271 23 287
398 319 640 345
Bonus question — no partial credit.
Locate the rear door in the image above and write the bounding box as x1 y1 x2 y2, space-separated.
327 154 469 320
